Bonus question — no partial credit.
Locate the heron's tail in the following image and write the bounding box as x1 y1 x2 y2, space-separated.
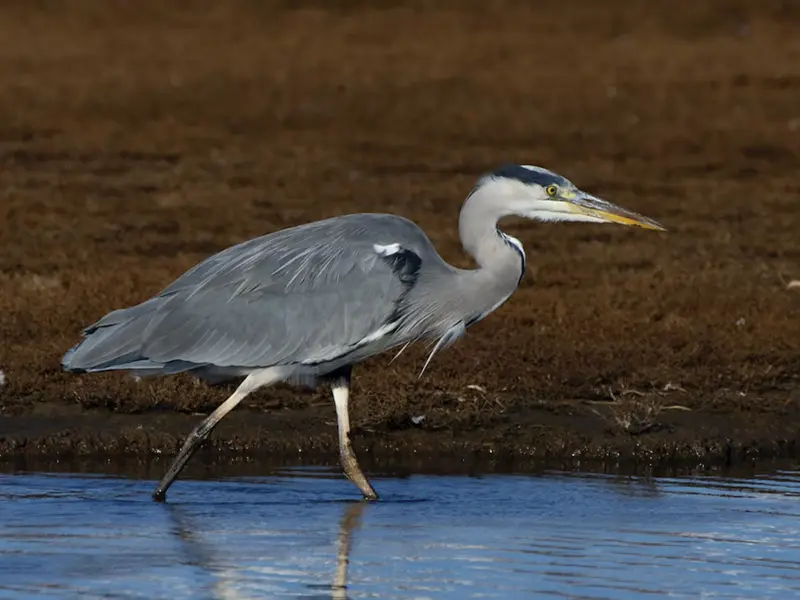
61 297 193 376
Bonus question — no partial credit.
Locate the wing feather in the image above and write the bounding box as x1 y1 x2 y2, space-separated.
63 214 431 373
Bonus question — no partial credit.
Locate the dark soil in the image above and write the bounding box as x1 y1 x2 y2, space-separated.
1 1 799 472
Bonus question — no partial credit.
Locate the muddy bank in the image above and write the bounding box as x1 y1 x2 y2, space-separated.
1 1 799 470
1 391 797 471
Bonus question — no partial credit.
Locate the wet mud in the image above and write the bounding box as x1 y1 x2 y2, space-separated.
1 1 799 471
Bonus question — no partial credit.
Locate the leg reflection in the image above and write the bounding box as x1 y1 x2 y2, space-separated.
161 497 369 600
333 501 367 600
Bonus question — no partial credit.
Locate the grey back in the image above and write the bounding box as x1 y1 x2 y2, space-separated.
62 214 450 377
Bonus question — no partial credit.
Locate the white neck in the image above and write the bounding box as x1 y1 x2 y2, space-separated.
458 184 524 272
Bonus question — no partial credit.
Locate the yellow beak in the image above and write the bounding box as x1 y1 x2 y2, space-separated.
566 190 666 231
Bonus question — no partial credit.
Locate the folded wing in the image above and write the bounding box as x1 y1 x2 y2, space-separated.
62 215 426 375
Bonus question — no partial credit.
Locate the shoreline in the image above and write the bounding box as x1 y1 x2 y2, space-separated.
1 401 797 472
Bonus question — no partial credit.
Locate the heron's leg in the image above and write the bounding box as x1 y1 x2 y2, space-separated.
331 369 378 501
152 367 283 502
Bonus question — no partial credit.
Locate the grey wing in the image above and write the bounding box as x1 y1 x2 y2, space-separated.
62 215 428 374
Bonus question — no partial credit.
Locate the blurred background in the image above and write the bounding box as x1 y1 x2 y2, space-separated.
0 0 798 455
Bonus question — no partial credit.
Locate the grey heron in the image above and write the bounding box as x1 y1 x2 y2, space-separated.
62 164 665 501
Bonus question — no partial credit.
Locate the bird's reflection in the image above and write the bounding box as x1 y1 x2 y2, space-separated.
332 502 366 600
164 499 367 600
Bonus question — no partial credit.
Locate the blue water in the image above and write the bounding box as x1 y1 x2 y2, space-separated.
1 465 799 599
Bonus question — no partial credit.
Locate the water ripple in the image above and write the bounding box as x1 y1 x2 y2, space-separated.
1 467 799 599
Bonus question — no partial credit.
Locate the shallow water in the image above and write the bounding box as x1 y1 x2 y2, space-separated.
2 464 800 600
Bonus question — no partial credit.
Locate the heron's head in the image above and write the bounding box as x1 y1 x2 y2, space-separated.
475 164 665 231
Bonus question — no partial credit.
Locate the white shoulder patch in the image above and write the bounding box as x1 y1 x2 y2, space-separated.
373 243 402 256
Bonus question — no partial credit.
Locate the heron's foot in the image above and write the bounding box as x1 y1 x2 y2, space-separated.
361 488 379 502
340 443 379 501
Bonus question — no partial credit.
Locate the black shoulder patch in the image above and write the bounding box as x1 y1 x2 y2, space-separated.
489 164 570 188
379 248 422 286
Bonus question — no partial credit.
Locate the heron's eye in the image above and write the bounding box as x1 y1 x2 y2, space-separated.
545 185 558 197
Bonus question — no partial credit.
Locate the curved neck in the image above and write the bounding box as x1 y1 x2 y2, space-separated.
458 185 522 271
399 184 526 337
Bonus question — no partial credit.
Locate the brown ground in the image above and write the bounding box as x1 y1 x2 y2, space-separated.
1 1 799 472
